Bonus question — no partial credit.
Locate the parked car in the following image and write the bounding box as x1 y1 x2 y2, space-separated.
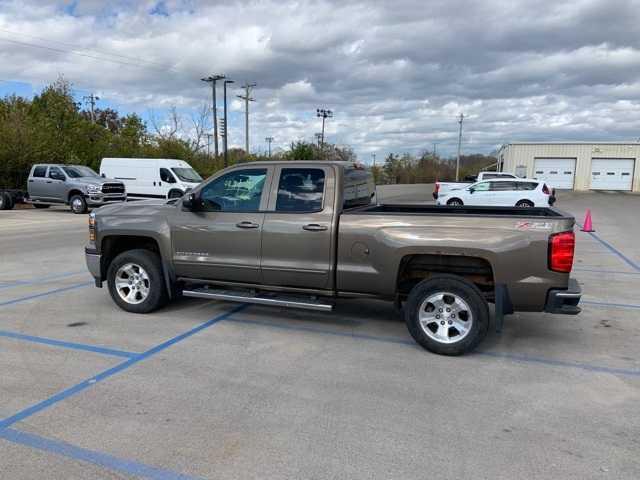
100 158 202 200
434 171 519 198
85 161 580 356
27 164 126 213
434 178 555 207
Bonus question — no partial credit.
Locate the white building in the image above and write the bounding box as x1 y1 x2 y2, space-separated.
497 142 640 192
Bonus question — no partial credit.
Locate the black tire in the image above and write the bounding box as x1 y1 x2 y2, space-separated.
107 249 168 314
404 274 489 355
168 189 184 199
69 194 88 214
0 192 13 210
447 198 464 206
33 203 51 209
516 200 534 208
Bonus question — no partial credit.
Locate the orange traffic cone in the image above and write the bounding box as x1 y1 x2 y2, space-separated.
581 209 595 232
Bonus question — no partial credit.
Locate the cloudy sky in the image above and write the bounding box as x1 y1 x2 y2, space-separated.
1 0 640 162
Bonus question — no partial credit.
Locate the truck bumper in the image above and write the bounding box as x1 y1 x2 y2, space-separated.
85 248 103 287
544 278 581 314
85 194 127 207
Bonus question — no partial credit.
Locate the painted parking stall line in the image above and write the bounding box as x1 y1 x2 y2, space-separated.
0 281 92 307
578 228 640 272
0 304 248 430
0 270 87 291
0 428 204 480
0 330 139 359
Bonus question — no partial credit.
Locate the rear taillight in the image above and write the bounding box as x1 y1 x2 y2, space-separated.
542 183 550 195
435 182 440 193
549 231 575 273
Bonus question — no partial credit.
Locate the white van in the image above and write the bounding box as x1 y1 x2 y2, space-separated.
99 158 203 200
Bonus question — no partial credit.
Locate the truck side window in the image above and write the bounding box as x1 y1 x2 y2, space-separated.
32 166 47 178
200 169 266 212
472 182 490 192
48 166 65 181
489 181 516 191
160 168 176 183
276 168 325 212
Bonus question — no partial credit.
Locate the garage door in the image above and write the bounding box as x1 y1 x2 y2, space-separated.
533 158 576 189
590 158 635 191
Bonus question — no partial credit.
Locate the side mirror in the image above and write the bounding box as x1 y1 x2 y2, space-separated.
101 173 106 178
182 192 200 211
469 187 475 194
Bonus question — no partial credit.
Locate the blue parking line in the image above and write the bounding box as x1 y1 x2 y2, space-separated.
0 428 204 480
0 282 92 307
0 330 138 359
225 316 640 377
573 267 640 276
0 304 248 430
582 299 640 310
583 230 640 272
0 270 87 291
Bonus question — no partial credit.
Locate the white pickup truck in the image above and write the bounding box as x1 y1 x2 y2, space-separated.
433 171 518 199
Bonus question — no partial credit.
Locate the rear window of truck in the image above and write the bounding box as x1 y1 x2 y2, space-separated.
32 166 47 177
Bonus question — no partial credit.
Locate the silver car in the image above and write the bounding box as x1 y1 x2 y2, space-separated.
27 164 126 213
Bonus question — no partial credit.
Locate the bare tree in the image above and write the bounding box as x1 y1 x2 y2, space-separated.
150 106 180 140
188 104 211 153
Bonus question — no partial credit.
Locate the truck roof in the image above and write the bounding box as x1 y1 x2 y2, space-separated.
221 160 361 168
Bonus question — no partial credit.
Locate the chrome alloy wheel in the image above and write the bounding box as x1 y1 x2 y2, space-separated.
115 263 151 305
71 197 84 212
418 292 473 344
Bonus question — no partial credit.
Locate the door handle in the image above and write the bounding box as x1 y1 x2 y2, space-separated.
236 221 259 229
303 224 328 231
28 180 34 183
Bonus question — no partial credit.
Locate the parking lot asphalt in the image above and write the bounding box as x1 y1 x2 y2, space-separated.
1 192 639 480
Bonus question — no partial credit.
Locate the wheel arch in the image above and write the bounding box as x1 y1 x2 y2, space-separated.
67 189 84 202
100 235 174 298
447 197 464 206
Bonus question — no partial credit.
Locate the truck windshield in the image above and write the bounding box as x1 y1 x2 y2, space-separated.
172 168 202 183
63 166 100 178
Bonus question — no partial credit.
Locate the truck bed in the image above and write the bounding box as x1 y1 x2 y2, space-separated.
348 204 568 218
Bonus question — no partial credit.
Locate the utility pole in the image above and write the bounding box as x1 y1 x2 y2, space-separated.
201 74 225 158
205 133 213 158
83 93 99 123
314 133 323 148
316 108 333 148
265 136 274 157
237 82 256 154
371 152 376 167
222 79 234 168
456 113 464 181
433 143 438 158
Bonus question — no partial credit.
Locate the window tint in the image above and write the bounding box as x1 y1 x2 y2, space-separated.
48 166 65 180
343 167 374 208
516 182 538 191
160 168 176 183
32 166 47 178
490 181 516 191
276 168 325 212
200 168 266 212
472 182 490 192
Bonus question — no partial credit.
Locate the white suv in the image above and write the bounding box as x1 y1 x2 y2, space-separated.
435 178 555 207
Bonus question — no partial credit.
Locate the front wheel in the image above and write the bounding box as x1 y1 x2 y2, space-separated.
447 198 464 206
107 249 168 313
168 189 184 199
404 275 489 355
70 194 88 214
516 200 534 208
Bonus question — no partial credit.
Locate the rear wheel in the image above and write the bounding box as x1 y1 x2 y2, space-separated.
405 274 489 355
33 203 51 209
107 249 168 313
447 198 464 206
0 192 13 210
70 194 87 214
516 200 534 208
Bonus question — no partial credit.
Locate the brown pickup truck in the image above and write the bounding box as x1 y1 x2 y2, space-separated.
85 161 581 355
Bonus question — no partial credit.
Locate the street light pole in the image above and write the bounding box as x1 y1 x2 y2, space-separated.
237 83 256 154
201 74 225 158
223 79 234 168
316 108 333 148
456 113 464 181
